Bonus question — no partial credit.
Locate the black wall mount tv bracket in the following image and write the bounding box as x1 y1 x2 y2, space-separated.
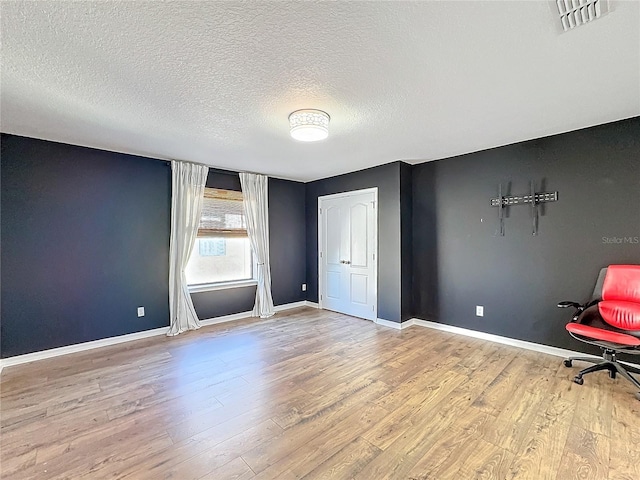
491 181 558 236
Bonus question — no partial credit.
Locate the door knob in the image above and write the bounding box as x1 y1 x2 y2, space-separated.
340 260 351 265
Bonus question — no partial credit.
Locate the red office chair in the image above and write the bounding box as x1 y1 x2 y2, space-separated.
558 264 640 401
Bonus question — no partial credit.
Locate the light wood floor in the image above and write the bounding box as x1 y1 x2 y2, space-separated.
1 307 639 480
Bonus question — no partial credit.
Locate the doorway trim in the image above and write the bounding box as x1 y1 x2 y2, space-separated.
317 187 378 320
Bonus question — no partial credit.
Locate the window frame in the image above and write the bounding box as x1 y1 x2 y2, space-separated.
186 188 257 292
188 276 257 293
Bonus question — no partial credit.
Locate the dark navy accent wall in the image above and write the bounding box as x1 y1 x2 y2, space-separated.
269 178 307 306
190 287 257 320
412 117 640 352
206 169 242 191
400 162 413 321
305 162 403 323
1 134 171 358
412 164 439 322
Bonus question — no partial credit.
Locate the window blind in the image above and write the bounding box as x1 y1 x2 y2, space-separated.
197 188 247 237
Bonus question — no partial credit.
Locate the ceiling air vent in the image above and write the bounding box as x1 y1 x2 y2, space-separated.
556 0 608 31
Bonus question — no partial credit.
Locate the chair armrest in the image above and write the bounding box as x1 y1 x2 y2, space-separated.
557 301 583 309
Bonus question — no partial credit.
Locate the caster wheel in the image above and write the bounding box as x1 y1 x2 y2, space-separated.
573 376 584 385
563 359 572 368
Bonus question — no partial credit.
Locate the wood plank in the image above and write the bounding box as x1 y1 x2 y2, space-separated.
455 437 514 479
199 457 255 480
506 392 574 479
362 369 466 450
608 389 640 480
137 420 279 480
556 425 610 480
480 387 548 453
356 372 478 479
241 383 389 474
251 402 388 479
571 367 614 437
405 406 493 479
299 436 381 480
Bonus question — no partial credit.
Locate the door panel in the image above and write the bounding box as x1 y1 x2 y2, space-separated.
350 203 368 268
326 271 341 299
350 274 368 305
320 189 377 321
326 206 342 266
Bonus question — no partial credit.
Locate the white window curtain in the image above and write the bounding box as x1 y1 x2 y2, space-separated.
239 172 275 318
168 160 209 336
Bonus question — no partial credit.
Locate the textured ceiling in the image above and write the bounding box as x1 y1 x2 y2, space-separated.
2 1 639 181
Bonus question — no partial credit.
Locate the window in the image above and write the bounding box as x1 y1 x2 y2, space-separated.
186 188 254 289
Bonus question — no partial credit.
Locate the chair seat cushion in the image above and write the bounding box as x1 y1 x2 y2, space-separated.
566 323 640 346
598 300 640 330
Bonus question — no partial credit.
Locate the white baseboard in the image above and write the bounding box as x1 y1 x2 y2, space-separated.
199 311 253 327
410 318 634 364
280 301 313 311
0 326 170 372
0 300 316 372
373 318 638 368
375 318 412 330
305 301 319 309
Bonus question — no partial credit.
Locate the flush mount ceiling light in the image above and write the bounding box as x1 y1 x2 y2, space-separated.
288 109 330 142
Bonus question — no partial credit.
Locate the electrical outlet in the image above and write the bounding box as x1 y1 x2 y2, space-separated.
302 283 307 291
476 306 484 317
137 307 145 317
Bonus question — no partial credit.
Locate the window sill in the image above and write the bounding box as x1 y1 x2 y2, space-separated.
188 280 257 293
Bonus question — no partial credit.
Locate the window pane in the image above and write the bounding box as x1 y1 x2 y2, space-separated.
186 237 253 285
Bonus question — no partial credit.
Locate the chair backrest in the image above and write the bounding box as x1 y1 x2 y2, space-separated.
590 267 608 302
602 265 640 303
598 265 640 331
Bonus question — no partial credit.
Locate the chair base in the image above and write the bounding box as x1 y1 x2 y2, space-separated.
564 350 640 401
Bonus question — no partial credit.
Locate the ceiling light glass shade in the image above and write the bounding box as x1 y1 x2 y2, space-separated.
289 109 330 142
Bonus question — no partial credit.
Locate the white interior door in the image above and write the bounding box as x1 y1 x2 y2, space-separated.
319 188 377 321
